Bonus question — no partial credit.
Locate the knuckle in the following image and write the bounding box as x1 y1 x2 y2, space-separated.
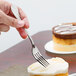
4 4 9 14
0 25 10 32
0 10 2 18
5 26 10 32
11 18 17 27
0 10 3 23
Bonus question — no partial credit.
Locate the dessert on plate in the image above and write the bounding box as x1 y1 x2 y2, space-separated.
52 24 76 52
27 57 69 76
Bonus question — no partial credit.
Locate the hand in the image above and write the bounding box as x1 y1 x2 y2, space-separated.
0 0 29 39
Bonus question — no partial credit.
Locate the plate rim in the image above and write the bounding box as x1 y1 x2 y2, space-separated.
44 40 76 54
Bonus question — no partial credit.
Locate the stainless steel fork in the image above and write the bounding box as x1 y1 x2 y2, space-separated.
11 5 49 67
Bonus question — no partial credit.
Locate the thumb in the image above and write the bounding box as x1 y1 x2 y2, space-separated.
0 10 24 28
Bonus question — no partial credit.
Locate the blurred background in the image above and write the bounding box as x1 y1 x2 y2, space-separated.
0 0 76 52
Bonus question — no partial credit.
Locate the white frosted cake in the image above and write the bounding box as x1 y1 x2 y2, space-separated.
27 57 69 76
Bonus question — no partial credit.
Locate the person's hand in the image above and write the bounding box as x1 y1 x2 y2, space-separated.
0 0 29 39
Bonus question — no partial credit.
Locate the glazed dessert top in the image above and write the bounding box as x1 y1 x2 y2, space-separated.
52 24 76 39
27 57 69 75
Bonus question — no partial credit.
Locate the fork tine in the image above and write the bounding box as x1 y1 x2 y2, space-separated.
39 56 49 66
34 54 47 67
34 52 49 67
40 56 49 65
36 53 48 66
36 52 49 66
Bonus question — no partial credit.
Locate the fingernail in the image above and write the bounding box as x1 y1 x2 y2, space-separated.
17 21 24 27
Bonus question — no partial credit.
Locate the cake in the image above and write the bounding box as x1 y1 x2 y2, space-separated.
27 57 69 76
52 24 76 52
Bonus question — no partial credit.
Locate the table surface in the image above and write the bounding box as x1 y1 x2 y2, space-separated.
0 30 76 74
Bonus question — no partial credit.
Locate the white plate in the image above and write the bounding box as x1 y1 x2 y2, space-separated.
44 41 76 54
69 73 76 76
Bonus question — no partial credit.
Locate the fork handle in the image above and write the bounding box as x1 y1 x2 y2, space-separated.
15 9 35 47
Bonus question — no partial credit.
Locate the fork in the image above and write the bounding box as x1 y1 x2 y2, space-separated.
11 5 49 68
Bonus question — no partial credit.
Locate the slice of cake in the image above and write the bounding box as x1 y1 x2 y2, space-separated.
52 24 76 52
27 57 69 76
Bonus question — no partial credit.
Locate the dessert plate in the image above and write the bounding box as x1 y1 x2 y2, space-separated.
44 41 76 54
69 73 76 76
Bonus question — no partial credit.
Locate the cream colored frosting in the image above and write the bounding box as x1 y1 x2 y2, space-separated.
27 57 69 75
54 24 76 34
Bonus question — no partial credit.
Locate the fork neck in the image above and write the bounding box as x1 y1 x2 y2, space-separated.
27 34 35 48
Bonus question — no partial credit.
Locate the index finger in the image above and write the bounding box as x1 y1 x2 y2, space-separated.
18 8 29 28
18 7 27 19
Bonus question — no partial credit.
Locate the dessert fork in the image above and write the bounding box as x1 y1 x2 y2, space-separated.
11 5 49 68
